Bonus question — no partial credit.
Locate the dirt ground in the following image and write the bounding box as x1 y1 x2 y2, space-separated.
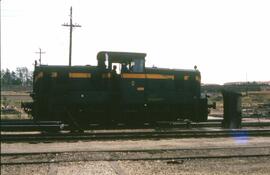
1 91 32 120
1 137 270 175
208 91 270 118
2 137 270 154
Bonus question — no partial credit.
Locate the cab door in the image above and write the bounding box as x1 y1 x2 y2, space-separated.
120 58 146 105
120 73 146 104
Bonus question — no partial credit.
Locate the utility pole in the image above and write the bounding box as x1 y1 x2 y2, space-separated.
35 48 45 65
62 6 81 66
245 72 248 96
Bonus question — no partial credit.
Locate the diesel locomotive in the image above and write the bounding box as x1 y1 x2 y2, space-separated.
23 51 213 127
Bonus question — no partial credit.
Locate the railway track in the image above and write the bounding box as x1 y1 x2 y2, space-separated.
1 146 270 165
1 119 219 132
2 128 270 142
0 120 63 131
1 119 270 132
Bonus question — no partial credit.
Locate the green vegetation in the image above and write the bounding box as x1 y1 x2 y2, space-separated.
1 67 33 88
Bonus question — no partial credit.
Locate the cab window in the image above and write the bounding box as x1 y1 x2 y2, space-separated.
131 59 145 73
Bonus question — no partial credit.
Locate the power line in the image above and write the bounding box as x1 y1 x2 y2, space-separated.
62 6 81 66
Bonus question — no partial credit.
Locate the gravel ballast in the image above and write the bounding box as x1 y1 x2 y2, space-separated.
1 157 270 175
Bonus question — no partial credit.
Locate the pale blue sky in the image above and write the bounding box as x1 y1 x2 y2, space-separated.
1 0 270 84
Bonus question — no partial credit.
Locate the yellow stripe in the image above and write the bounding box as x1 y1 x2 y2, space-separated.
184 75 189 80
195 75 201 82
137 87 145 91
121 73 146 79
69 72 91 78
34 72 43 82
51 72 58 78
122 73 174 80
102 73 112 78
146 74 174 80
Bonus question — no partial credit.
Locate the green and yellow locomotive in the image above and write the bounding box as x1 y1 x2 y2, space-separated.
25 51 211 127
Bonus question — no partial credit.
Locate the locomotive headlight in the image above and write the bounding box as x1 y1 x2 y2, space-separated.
81 94 84 98
195 75 201 82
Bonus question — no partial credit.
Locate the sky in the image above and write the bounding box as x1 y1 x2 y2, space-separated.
1 0 270 84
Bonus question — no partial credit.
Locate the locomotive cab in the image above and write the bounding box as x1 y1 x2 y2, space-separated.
97 51 146 74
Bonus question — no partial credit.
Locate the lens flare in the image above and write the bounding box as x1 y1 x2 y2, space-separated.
231 130 249 144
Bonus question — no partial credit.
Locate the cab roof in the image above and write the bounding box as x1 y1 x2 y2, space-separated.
97 51 147 63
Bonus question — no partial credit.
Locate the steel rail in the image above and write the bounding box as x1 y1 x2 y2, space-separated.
2 145 270 156
0 120 61 124
2 129 270 142
1 150 269 165
1 120 269 132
